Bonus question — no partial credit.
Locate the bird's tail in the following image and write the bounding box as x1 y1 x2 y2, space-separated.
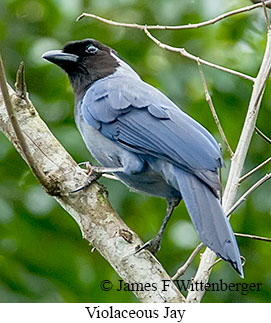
174 167 243 277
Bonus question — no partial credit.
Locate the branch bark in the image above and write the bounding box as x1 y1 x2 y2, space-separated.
0 64 185 303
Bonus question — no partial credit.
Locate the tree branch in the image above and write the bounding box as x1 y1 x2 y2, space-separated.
143 28 254 82
239 156 271 183
0 62 185 303
235 232 271 242
251 0 271 9
227 173 271 217
77 1 271 30
261 0 271 29
77 11 255 82
255 126 271 144
172 243 204 280
197 61 234 157
187 27 271 303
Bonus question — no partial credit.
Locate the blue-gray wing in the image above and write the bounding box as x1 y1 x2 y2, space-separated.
80 76 223 189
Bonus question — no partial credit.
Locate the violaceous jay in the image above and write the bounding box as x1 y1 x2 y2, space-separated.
42 39 243 277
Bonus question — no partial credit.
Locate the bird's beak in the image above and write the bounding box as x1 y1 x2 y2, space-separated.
42 50 79 66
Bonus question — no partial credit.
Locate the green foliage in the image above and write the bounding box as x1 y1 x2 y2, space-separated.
0 0 270 302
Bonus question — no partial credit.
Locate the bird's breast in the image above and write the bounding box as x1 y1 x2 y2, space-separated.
76 113 123 167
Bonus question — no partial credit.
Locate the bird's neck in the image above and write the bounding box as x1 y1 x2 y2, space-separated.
68 73 94 102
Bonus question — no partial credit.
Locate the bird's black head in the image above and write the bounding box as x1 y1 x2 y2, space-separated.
42 39 119 98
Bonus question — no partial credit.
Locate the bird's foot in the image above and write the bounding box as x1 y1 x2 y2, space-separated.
77 161 93 174
134 236 162 255
72 163 103 193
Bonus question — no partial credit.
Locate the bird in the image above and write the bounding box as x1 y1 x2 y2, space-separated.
42 38 243 277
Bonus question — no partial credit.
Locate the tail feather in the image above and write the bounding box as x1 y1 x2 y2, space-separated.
175 167 243 277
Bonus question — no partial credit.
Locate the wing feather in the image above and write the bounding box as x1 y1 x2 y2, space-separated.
80 76 223 189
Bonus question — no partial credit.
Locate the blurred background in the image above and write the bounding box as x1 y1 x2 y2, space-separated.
0 0 270 302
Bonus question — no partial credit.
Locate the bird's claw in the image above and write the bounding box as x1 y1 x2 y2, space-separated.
72 163 102 193
77 161 92 174
134 237 161 255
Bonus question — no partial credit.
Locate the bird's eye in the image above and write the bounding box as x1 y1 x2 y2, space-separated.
85 44 98 55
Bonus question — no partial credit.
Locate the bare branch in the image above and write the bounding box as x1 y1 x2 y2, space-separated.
251 0 271 9
227 173 271 217
197 61 234 157
172 243 204 280
187 28 271 304
239 156 271 183
235 232 271 242
77 10 257 82
207 258 222 273
143 28 255 82
77 1 271 30
255 126 271 144
261 0 271 29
